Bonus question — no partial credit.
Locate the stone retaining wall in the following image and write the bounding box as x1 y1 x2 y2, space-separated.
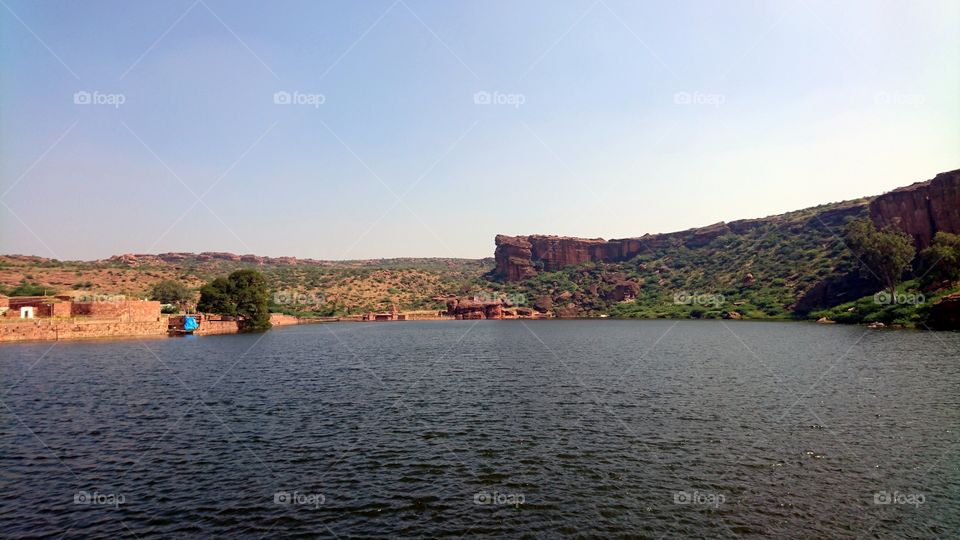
0 317 168 343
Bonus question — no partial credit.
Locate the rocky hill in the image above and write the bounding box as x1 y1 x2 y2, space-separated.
3 169 957 324
495 170 959 283
0 255 494 315
489 169 960 322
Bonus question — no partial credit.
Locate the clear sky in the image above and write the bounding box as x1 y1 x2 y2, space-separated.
1 0 958 261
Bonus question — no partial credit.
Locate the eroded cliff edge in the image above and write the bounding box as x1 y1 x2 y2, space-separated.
494 169 960 282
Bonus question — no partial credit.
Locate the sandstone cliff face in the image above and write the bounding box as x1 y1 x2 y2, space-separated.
445 297 506 319
493 220 753 281
870 169 960 249
494 235 536 281
493 229 714 282
494 235 645 281
493 170 960 282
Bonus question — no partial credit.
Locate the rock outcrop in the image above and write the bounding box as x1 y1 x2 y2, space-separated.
870 169 960 249
445 297 504 320
793 272 877 314
493 169 959 282
494 234 655 281
608 280 641 301
494 235 536 281
492 225 731 282
107 252 349 267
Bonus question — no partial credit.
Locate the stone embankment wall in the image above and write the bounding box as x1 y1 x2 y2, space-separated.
169 314 241 335
0 317 168 343
71 301 162 322
269 313 300 326
193 320 241 335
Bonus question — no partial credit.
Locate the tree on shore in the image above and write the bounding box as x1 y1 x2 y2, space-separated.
149 280 192 308
229 269 272 331
919 232 960 286
197 270 271 332
845 218 915 298
198 277 236 315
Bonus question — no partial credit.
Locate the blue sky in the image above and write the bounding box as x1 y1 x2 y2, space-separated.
1 0 958 260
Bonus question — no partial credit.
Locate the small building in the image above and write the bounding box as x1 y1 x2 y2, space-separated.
2 296 160 321
5 296 72 318
363 304 402 322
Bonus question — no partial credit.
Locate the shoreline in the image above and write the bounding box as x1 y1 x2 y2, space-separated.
0 314 935 345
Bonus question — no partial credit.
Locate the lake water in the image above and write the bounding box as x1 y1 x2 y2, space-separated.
1 320 958 538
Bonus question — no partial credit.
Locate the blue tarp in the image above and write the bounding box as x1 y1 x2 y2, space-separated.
183 316 198 331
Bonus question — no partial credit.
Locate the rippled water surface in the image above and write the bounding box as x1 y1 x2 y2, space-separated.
2 320 959 538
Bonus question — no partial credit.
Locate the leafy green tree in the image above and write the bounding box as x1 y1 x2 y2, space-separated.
196 270 271 332
845 218 915 298
149 280 192 306
197 277 236 316
919 232 960 285
228 269 272 332
8 281 56 296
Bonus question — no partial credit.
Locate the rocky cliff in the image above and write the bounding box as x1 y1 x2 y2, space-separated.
494 169 959 282
494 224 738 281
869 169 960 249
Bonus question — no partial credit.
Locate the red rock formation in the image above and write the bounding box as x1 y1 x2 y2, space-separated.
158 252 191 262
493 169 959 282
200 252 241 262
525 235 615 271
492 232 677 281
494 235 536 281
445 297 506 320
870 169 960 249
265 256 298 265
493 222 746 281
240 254 264 264
609 281 641 301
